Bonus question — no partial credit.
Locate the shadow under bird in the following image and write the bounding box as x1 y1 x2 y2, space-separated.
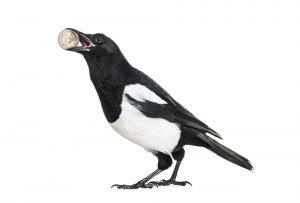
60 28 253 189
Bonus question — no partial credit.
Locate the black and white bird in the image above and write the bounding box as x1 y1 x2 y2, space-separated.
63 28 253 189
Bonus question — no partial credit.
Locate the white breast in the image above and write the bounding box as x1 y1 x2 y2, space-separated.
110 84 180 154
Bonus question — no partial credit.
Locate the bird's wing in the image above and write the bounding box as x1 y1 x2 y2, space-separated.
130 69 222 139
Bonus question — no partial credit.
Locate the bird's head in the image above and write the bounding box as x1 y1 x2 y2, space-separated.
63 28 119 58
60 28 131 84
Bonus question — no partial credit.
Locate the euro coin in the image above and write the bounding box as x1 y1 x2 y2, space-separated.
58 29 79 49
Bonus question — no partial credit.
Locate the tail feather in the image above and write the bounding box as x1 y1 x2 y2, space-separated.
196 133 253 171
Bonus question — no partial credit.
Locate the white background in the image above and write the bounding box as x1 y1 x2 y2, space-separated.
0 0 299 202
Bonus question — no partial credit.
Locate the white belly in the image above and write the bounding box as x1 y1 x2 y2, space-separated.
110 98 181 154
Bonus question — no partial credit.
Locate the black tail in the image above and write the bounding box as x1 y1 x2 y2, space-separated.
196 133 253 171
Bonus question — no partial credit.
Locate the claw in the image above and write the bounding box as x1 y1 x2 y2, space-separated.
111 182 156 189
148 179 192 187
111 184 118 188
172 180 192 186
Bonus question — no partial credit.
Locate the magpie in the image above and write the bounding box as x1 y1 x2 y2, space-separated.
62 28 253 189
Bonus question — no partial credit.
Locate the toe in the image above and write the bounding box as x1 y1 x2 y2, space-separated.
111 184 118 188
172 181 192 186
184 181 192 186
148 182 159 188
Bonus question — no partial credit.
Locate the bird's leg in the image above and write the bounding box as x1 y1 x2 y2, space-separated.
150 148 192 186
157 160 192 186
111 168 162 189
111 152 173 189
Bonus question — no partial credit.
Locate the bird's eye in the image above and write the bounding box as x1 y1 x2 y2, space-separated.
95 36 103 45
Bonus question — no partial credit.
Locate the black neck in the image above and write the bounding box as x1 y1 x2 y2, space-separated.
83 54 133 123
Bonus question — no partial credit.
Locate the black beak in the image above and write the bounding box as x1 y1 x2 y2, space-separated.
65 28 94 53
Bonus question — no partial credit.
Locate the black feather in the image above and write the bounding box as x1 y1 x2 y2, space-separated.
196 133 253 171
130 68 222 139
125 92 221 139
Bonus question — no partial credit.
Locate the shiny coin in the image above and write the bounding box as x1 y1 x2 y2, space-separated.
58 29 79 49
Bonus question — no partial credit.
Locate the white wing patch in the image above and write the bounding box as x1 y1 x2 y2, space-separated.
124 84 167 104
110 98 180 154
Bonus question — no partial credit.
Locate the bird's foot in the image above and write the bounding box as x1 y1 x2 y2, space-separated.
149 179 192 187
111 181 157 189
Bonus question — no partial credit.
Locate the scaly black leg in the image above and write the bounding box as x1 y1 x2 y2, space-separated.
111 152 173 189
150 148 192 187
111 169 162 189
